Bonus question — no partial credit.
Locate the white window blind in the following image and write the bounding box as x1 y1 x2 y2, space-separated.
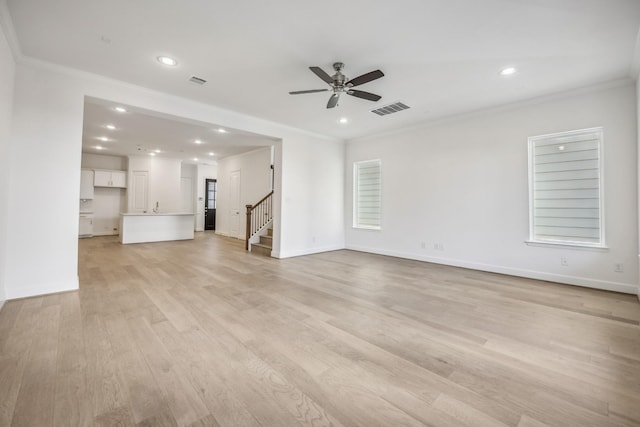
354 159 381 229
528 128 604 247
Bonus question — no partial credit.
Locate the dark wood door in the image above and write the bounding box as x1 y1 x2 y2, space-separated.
204 179 217 230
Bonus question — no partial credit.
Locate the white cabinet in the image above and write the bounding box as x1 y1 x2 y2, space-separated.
94 170 127 188
79 214 93 238
80 169 94 199
111 171 127 188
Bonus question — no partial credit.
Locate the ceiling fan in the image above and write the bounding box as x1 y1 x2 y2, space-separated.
289 62 384 109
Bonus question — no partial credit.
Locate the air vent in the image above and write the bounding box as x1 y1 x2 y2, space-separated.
188 76 207 85
370 102 410 116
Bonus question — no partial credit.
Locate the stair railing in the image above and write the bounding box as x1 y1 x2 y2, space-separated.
245 190 274 250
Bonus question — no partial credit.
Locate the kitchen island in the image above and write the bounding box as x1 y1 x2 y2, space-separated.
119 213 195 244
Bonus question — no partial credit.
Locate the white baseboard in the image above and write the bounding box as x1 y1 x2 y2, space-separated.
274 244 345 259
92 231 118 236
346 245 639 295
5 277 79 300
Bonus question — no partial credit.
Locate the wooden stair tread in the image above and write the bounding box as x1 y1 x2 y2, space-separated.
252 242 272 249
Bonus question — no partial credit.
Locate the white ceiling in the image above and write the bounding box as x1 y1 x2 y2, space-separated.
4 0 640 142
82 97 276 162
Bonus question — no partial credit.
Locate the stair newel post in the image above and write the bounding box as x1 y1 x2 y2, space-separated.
245 204 252 250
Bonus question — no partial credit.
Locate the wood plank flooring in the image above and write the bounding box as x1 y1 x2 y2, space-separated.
1 233 639 426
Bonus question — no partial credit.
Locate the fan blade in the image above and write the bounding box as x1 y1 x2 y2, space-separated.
289 89 329 95
327 93 340 109
347 89 381 102
347 70 384 87
309 66 334 84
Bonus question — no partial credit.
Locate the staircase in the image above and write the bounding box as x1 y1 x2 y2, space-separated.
246 190 274 257
250 227 272 257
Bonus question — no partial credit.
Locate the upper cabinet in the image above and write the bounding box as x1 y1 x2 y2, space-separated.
80 170 94 199
110 171 127 188
94 170 127 188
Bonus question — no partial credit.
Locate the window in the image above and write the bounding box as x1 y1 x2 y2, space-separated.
353 159 382 229
528 127 604 247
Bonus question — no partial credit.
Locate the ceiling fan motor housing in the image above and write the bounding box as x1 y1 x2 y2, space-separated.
332 62 346 87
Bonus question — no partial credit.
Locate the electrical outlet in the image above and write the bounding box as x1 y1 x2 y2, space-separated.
560 257 568 266
615 263 624 273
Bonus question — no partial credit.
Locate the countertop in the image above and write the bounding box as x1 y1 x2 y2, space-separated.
120 212 195 216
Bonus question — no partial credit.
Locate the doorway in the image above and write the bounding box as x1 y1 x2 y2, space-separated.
205 178 217 230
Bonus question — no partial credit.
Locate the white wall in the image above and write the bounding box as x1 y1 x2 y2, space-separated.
346 82 639 294
0 18 16 306
5 64 85 299
81 152 127 170
180 162 196 215
4 59 343 299
637 79 640 299
217 147 272 239
195 163 218 231
128 156 182 214
277 136 345 257
81 153 127 235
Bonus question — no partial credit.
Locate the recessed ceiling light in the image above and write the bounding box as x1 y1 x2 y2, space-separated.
157 56 178 66
208 152 215 156
155 149 161 153
95 145 105 150
97 136 109 142
500 67 517 76
149 152 156 156
193 157 199 161
339 117 348 124
105 124 116 130
114 106 127 113
558 145 565 151
217 128 227 133
194 139 202 144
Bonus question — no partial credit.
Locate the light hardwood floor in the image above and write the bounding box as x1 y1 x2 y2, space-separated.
1 233 639 426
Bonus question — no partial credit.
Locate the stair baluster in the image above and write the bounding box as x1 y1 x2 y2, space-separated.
245 190 274 250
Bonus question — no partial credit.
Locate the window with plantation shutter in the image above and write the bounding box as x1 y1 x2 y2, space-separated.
353 159 381 229
528 128 604 247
